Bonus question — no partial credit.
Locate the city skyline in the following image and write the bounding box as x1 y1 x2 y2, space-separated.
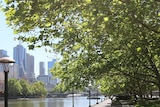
0 47 56 77
0 48 58 91
0 11 58 76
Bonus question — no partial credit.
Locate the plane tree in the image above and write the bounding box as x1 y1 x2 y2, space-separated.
2 0 160 96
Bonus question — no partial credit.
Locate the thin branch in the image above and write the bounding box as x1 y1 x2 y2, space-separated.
131 12 160 34
136 19 160 34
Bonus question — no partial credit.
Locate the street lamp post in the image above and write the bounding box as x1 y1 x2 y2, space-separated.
96 86 100 104
96 88 99 104
72 85 74 107
0 57 15 107
88 83 92 107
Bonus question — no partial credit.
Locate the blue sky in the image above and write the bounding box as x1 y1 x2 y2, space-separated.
0 11 57 76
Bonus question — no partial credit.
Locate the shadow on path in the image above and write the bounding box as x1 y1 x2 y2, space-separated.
111 100 122 107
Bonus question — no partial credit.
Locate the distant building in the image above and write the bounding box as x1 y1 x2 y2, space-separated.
9 63 19 79
48 59 56 72
47 59 58 90
48 59 59 84
36 74 55 91
0 50 8 57
39 62 45 75
26 53 35 82
0 49 19 91
0 50 8 72
0 49 8 91
37 59 58 91
48 59 58 83
13 44 27 78
37 75 50 85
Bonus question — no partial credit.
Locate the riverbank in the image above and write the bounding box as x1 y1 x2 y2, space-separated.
0 96 44 100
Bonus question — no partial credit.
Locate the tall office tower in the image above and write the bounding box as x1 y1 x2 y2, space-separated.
48 59 58 85
48 59 56 75
0 50 8 72
0 49 8 57
26 53 35 82
39 62 45 76
13 44 27 78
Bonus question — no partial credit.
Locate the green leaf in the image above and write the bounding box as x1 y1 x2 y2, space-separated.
45 22 51 27
13 30 18 34
103 17 109 22
136 47 141 52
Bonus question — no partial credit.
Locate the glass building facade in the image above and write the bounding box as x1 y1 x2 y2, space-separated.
13 44 27 78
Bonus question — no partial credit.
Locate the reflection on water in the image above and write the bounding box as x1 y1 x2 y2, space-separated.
0 96 104 107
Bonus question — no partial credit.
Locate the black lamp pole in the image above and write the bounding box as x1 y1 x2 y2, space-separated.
4 71 9 107
96 89 98 104
89 90 91 107
88 83 92 107
72 86 74 107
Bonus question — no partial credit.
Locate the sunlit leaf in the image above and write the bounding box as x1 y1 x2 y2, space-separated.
136 47 141 52
103 17 109 22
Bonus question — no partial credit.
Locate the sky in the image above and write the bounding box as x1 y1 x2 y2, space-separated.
0 11 57 77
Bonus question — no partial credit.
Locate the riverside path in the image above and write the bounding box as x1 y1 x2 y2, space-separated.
91 98 112 107
91 98 134 107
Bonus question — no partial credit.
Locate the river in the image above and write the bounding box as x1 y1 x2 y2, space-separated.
0 96 104 107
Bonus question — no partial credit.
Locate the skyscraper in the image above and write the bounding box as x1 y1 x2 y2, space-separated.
48 59 56 74
26 53 35 82
0 50 8 72
39 62 45 76
0 49 8 57
47 59 58 85
13 44 27 78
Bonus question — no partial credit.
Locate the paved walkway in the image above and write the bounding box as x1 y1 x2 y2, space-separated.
91 98 112 107
91 98 134 107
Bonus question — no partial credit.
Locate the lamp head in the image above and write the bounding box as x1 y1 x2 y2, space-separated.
0 57 15 63
0 57 15 72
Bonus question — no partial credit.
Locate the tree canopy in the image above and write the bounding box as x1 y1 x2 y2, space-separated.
2 0 160 97
8 78 47 97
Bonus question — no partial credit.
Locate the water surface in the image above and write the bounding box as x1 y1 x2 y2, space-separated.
0 96 104 107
